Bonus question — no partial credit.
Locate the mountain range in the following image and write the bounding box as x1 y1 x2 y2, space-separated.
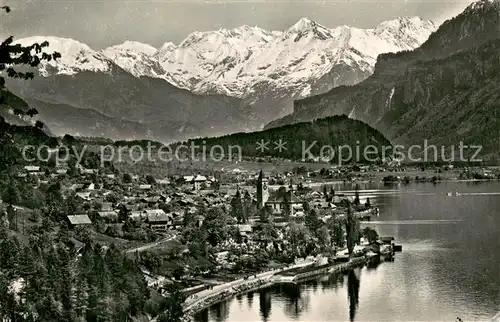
4 16 436 142
267 0 500 160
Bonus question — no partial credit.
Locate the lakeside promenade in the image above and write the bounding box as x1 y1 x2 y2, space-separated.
177 255 378 321
183 260 314 313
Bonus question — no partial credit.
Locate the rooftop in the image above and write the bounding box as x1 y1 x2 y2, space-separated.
67 214 92 225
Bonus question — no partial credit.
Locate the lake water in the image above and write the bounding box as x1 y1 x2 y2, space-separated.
194 181 500 322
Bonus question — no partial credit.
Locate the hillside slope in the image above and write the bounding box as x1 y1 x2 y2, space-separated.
184 115 391 163
266 0 500 160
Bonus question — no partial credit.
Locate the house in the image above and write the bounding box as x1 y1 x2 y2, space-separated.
311 200 336 210
236 224 252 241
265 190 303 215
76 192 91 201
195 175 207 190
55 169 68 175
24 165 40 173
101 202 113 211
66 237 86 253
81 168 97 175
130 211 143 221
145 209 173 232
183 176 194 184
380 236 395 244
184 174 208 190
66 214 92 227
139 184 152 190
70 183 85 191
98 210 118 221
157 179 170 185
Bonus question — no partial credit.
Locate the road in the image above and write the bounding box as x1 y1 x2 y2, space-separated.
125 234 177 253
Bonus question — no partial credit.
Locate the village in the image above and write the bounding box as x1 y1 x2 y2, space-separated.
2 159 498 320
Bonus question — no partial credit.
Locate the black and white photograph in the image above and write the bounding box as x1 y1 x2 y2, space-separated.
0 0 499 321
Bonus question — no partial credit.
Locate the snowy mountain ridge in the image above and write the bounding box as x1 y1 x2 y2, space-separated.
16 16 436 100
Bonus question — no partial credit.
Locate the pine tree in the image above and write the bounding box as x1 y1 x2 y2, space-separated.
243 190 254 221
157 283 186 322
354 184 360 206
231 189 245 223
346 201 356 257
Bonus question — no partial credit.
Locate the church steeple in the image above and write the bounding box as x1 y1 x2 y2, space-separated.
256 169 269 209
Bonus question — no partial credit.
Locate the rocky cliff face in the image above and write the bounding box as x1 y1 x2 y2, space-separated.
267 0 500 159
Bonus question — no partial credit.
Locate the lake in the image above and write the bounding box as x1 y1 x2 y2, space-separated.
194 181 500 321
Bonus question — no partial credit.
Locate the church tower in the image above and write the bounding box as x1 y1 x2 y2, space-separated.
256 169 269 209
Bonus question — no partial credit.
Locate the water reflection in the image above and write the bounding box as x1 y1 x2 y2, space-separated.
208 300 229 322
259 288 271 322
347 269 360 322
247 290 254 308
279 283 305 319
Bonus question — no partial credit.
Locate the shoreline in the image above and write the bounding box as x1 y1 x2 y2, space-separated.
182 255 376 321
268 178 500 190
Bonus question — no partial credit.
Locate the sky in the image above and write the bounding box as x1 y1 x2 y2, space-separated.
0 0 476 50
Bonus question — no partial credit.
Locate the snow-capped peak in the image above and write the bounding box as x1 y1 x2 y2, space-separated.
283 18 332 40
18 16 437 106
287 18 320 32
465 0 499 12
373 16 436 48
375 16 435 32
106 40 157 55
101 41 168 79
14 36 111 76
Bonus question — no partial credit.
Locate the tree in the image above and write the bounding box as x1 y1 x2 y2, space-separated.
317 226 332 252
139 251 162 274
242 190 254 221
354 184 360 206
304 207 321 235
117 204 130 222
258 206 272 224
328 216 345 248
2 182 18 206
145 175 156 185
345 201 360 257
157 283 186 322
0 6 60 115
362 227 379 244
285 222 312 258
230 189 245 224
365 198 371 208
122 173 132 184
203 207 230 247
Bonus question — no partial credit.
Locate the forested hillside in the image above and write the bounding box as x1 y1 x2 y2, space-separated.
183 115 391 163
